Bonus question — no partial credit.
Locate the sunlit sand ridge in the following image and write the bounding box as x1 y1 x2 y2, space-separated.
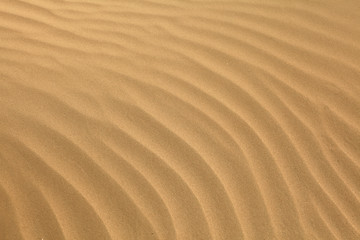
0 0 360 239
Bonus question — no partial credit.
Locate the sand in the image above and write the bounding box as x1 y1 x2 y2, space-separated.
0 0 360 239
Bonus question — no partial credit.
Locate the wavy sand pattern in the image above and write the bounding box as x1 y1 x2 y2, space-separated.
1 0 360 239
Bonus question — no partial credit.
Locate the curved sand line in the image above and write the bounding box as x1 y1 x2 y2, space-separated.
1 0 360 239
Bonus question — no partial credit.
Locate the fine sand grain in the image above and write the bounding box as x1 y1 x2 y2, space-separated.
1 0 360 239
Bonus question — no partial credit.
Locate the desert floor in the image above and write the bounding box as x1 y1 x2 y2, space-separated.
1 0 360 239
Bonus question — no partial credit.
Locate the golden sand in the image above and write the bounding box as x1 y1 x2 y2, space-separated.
1 0 360 239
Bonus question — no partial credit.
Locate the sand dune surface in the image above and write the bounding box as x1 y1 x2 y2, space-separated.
1 0 360 239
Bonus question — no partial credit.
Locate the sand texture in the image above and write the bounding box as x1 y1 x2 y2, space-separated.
1 0 360 239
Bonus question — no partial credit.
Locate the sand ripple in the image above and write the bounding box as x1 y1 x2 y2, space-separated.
1 0 360 239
